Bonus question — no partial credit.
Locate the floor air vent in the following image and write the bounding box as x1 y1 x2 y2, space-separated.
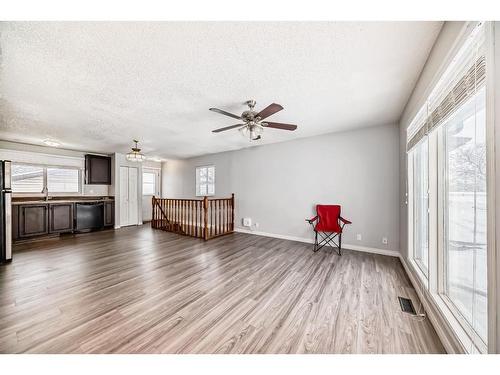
398 296 416 315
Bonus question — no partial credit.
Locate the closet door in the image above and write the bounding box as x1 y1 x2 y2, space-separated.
120 166 129 226
127 167 138 225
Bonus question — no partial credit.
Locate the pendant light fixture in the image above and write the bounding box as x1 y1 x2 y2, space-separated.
126 139 146 162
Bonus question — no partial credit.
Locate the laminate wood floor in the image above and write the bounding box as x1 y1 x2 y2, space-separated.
0 225 445 353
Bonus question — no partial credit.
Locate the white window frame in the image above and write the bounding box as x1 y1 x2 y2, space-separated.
195 165 215 197
142 168 161 197
405 22 493 354
12 162 82 196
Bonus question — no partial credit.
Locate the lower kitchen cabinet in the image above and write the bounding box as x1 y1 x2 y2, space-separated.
12 199 115 243
104 201 115 227
49 203 73 233
18 204 49 238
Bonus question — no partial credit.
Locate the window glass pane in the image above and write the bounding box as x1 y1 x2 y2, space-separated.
413 139 429 276
444 87 487 343
196 166 215 196
143 172 155 184
47 168 80 193
142 172 156 195
143 183 155 195
12 164 44 193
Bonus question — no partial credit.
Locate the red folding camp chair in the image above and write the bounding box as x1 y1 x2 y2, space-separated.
306 205 351 255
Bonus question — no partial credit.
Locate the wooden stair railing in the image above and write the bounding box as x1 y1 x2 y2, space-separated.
152 194 234 240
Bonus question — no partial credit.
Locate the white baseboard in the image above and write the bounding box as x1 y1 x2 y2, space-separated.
234 227 399 257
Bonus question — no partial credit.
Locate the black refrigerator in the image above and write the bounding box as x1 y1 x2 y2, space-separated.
1 160 12 263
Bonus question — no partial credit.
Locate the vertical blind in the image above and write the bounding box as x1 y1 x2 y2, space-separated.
407 23 486 151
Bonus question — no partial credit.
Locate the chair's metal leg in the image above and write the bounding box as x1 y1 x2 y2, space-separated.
313 231 319 252
338 233 342 256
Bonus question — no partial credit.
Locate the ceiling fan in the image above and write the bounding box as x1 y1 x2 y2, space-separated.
209 100 298 141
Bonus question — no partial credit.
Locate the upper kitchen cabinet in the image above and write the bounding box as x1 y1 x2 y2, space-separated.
85 154 111 185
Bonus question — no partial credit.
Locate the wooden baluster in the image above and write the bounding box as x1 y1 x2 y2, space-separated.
168 200 171 230
217 200 220 235
203 196 208 240
211 200 214 237
182 200 185 234
162 199 165 228
189 200 192 236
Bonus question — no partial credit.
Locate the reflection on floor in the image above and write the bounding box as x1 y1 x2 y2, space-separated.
0 226 445 353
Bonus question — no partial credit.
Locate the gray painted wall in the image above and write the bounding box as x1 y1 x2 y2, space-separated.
162 123 400 251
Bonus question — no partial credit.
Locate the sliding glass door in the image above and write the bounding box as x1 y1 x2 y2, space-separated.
442 87 487 345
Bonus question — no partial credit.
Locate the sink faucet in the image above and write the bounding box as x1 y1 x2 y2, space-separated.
42 186 49 201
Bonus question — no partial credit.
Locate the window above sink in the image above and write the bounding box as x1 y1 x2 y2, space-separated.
12 163 82 195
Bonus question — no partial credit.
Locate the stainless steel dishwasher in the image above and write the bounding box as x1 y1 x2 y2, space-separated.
75 202 104 231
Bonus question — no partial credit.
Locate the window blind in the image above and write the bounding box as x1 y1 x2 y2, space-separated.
407 24 485 151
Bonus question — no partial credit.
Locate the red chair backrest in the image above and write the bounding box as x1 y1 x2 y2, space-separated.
316 205 341 232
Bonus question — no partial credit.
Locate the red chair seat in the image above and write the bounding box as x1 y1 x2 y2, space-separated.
314 205 342 233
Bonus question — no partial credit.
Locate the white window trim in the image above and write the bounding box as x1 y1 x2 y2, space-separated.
12 162 83 196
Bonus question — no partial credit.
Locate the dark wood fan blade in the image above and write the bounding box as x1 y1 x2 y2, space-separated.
262 122 297 131
256 103 283 120
209 108 242 120
212 124 245 133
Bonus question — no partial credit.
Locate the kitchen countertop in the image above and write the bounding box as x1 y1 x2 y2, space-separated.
12 198 114 205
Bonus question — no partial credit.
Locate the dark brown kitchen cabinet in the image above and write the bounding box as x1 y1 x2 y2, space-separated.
18 204 48 238
12 204 19 241
104 201 114 227
85 154 111 185
49 203 73 233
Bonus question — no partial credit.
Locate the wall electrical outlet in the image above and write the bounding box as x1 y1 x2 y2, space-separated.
242 218 252 227
356 234 362 241
382 237 388 245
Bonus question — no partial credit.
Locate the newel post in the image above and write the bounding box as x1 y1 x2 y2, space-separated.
151 196 156 228
231 193 235 232
203 196 209 240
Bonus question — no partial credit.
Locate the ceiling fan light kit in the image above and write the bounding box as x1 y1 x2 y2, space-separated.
210 100 298 141
126 139 146 162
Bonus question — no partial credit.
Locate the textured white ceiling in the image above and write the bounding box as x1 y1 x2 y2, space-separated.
0 22 442 159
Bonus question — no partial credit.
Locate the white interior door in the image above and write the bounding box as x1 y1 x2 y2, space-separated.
128 167 138 225
120 166 129 226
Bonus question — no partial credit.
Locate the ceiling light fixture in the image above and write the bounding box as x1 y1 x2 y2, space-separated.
126 139 146 162
43 139 61 147
239 122 263 141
